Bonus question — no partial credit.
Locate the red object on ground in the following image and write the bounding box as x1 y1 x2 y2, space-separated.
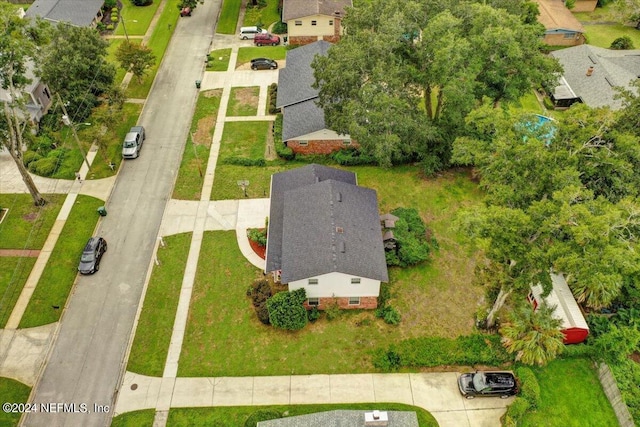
180 7 191 16
248 238 266 259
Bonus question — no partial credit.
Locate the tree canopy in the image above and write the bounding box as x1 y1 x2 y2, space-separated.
115 41 156 84
312 0 559 172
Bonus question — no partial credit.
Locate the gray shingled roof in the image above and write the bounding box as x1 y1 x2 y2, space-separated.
25 0 103 27
283 0 352 22
276 40 332 108
267 164 357 274
258 410 419 427
551 44 640 110
282 99 327 141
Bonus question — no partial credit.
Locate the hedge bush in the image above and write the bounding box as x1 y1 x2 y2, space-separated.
502 397 530 427
385 207 436 267
515 366 540 409
273 114 295 160
308 306 320 322
266 288 308 330
132 0 153 6
248 279 272 324
272 21 287 34
611 36 634 50
22 151 42 167
332 148 376 166
28 157 58 176
222 157 266 167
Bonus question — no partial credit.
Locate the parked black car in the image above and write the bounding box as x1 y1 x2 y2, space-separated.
250 58 278 70
78 237 107 275
458 371 518 399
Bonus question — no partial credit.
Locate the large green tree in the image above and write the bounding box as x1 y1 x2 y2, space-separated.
115 41 156 84
312 0 559 171
0 4 48 205
39 24 115 122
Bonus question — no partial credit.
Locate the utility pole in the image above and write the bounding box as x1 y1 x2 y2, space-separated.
57 93 91 170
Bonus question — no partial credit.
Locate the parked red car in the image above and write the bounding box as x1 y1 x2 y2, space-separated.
254 33 280 46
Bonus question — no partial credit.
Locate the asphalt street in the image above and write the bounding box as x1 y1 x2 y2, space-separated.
22 2 220 425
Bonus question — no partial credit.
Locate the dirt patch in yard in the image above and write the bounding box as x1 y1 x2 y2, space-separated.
233 87 259 107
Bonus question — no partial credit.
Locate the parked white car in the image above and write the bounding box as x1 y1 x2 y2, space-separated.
122 126 145 159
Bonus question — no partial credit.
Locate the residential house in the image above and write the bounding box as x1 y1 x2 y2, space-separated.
283 0 351 46
550 44 640 110
528 272 589 344
0 62 53 124
265 164 388 310
533 0 586 46
276 40 354 155
25 0 104 27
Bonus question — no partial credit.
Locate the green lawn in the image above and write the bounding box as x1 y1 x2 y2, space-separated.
0 257 36 328
509 91 544 115
0 377 31 427
219 121 268 161
210 162 293 200
127 233 191 376
242 0 281 29
0 194 65 249
227 87 260 116
236 46 287 67
115 0 162 36
573 3 618 22
125 0 181 99
173 90 222 200
217 0 241 34
206 48 232 72
110 409 156 427
521 358 619 427
19 195 104 328
584 23 640 48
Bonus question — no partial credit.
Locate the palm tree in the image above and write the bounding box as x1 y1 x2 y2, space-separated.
500 304 565 366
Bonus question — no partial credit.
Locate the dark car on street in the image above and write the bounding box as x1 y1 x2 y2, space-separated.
250 58 278 70
78 237 107 275
458 371 518 399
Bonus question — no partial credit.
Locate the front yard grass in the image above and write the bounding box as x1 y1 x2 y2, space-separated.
125 0 180 99
521 358 619 427
19 195 104 328
219 121 269 161
127 233 191 377
0 194 65 249
110 409 156 427
173 89 221 200
210 162 294 199
0 377 30 427
206 48 232 71
227 87 260 116
0 257 37 328
217 0 241 34
242 0 281 29
584 23 640 49
115 0 162 36
236 46 287 67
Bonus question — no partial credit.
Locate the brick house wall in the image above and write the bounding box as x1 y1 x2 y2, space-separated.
289 35 321 46
303 296 378 310
287 139 358 155
543 32 585 46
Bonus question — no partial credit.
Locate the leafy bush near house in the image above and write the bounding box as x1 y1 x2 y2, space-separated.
593 325 640 364
325 298 341 321
501 397 530 427
307 306 320 322
332 148 376 166
609 359 640 424
244 410 282 427
268 83 278 114
266 288 307 330
28 156 59 176
610 36 634 50
380 306 401 325
273 114 295 160
132 0 153 6
272 21 287 34
373 333 509 371
385 207 437 267
22 151 42 167
516 366 540 409
103 0 117 8
248 279 272 324
222 157 266 167
247 228 267 247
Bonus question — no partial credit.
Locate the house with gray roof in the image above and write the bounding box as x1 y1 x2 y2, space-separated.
276 41 354 155
25 0 104 27
0 62 53 124
283 0 351 45
265 164 388 310
550 44 640 110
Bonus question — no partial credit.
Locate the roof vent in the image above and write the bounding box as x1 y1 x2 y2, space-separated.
586 66 594 77
334 10 341 16
339 241 346 253
336 226 344 233
336 192 342 202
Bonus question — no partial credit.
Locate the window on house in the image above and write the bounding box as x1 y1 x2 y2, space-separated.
308 278 318 285
343 140 351 146
43 87 51 99
295 20 302 26
298 140 308 146
564 32 576 39
348 297 360 305
351 278 361 284
329 20 333 26
308 298 319 306
311 20 317 26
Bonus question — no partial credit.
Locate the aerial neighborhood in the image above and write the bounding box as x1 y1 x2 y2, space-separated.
1 0 640 426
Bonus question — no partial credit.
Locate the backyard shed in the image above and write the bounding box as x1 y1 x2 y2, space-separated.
528 272 590 344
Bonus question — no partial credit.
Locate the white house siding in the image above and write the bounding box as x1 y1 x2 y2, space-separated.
288 14 339 38
288 128 350 142
288 271 380 298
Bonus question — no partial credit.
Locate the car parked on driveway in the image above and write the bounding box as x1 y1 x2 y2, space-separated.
250 58 278 70
458 371 518 399
254 33 280 46
122 126 145 159
78 237 107 275
239 26 267 40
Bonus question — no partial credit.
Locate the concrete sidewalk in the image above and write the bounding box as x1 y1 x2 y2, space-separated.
115 371 510 426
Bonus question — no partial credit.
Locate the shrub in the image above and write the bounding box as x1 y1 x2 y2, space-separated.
97 22 107 32
273 114 295 160
593 324 640 364
502 397 530 426
22 151 42 167
111 7 119 13
382 306 401 325
515 366 540 409
247 228 267 247
610 36 634 50
222 156 266 166
106 24 114 30
249 279 271 307
609 359 640 423
255 303 270 324
373 348 402 371
559 343 595 359
332 148 376 166
104 0 117 8
28 157 58 176
385 207 436 267
111 14 119 22
325 299 341 320
266 288 308 330
272 21 288 34
307 306 320 322
586 313 611 338
244 410 282 427
378 283 391 308
132 0 153 5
